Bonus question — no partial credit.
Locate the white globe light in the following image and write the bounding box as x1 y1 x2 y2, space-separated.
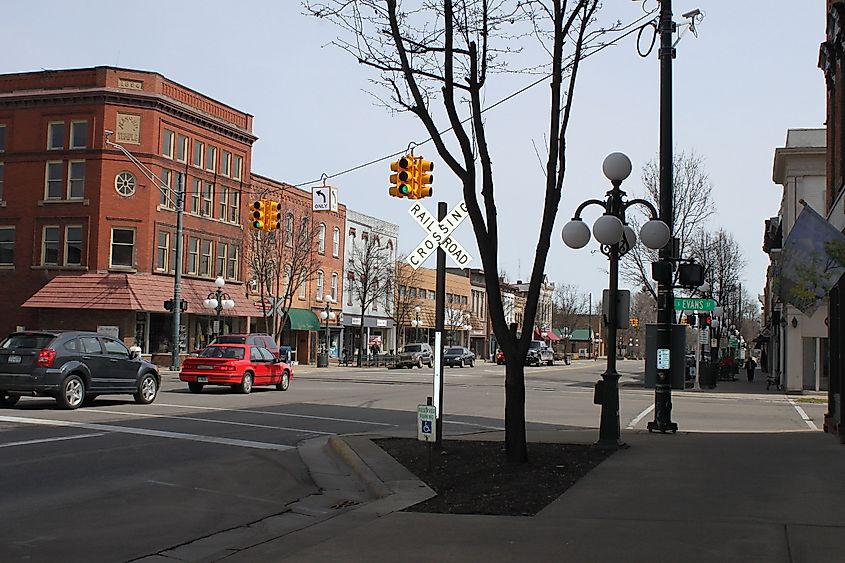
324 294 333 303
329 311 336 320
415 305 421 313
602 152 632 182
623 225 637 249
223 299 235 310
639 219 671 249
711 318 720 330
714 306 723 317
593 214 624 245
207 298 219 310
214 276 226 288
320 311 328 320
561 219 591 249
699 281 710 293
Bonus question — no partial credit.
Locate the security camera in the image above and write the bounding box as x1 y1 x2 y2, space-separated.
104 129 114 136
682 8 701 19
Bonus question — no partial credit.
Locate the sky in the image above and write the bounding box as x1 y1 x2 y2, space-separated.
3 1 825 309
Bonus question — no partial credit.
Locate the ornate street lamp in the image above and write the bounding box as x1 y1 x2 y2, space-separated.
203 276 235 340
412 305 422 342
319 295 336 368
562 152 670 447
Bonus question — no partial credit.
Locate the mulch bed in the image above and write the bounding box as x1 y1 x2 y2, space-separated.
374 438 614 516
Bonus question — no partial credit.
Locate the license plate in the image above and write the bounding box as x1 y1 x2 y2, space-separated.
7 355 21 364
197 376 208 383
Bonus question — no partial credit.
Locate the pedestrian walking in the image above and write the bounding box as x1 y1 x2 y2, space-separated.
746 356 757 382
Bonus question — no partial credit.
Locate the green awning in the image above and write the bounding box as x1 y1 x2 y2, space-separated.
285 308 321 331
569 328 593 342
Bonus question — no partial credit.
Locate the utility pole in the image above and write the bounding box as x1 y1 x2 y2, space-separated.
434 202 446 447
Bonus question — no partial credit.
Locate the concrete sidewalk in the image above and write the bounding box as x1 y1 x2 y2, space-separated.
223 426 843 563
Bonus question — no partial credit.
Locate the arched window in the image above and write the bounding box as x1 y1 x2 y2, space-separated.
332 227 340 257
318 223 326 254
316 270 325 300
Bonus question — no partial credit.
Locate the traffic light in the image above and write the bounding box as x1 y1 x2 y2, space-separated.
417 158 433 198
703 314 712 327
389 157 414 198
686 314 697 327
630 318 639 328
251 200 267 230
265 201 282 230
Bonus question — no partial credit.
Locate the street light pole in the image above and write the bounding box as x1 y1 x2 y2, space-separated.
414 305 421 342
319 296 336 367
203 276 235 340
562 153 670 447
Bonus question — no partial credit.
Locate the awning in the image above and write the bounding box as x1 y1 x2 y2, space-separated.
569 328 593 342
545 330 561 342
21 272 251 316
285 308 321 331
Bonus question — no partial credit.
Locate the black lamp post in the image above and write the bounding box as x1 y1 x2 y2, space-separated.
319 295 336 367
562 152 670 447
412 305 422 342
203 276 235 340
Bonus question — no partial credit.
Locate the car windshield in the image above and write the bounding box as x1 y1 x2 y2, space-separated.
446 347 463 354
402 345 421 353
200 346 244 359
529 341 543 349
1 333 56 349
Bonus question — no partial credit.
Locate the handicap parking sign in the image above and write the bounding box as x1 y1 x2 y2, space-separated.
421 420 432 434
417 404 437 442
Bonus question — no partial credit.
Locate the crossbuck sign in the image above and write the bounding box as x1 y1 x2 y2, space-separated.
407 200 473 269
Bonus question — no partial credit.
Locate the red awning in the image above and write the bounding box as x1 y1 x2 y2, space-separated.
533 328 561 341
545 330 561 342
22 272 250 316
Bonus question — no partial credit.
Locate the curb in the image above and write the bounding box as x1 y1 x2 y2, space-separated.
326 435 391 499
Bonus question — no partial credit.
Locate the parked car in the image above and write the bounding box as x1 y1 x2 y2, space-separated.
526 340 554 366
495 349 506 365
180 343 292 394
396 343 433 369
0 330 160 410
444 347 475 368
191 333 281 359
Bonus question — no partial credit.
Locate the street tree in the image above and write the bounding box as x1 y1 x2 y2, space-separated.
552 283 589 334
621 150 716 303
392 260 425 346
305 0 644 462
347 231 396 366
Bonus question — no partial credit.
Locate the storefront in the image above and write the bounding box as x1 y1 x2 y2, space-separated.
342 315 395 358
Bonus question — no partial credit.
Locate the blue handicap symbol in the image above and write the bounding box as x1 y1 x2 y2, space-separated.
421 420 432 434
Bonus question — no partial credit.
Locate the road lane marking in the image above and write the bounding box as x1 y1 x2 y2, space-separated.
787 398 819 431
86 408 334 436
627 404 655 429
155 403 394 426
0 432 105 449
0 415 294 451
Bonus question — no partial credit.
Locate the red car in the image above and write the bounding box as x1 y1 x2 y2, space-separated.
496 349 505 365
180 344 292 394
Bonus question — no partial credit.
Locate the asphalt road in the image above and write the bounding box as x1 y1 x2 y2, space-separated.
0 360 826 561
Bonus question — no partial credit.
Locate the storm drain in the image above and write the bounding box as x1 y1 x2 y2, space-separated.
329 499 361 510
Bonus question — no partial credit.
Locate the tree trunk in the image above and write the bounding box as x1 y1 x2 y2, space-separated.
357 324 366 367
504 361 528 463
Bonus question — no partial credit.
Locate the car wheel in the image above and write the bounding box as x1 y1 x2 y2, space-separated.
427 360 433 368
134 373 158 404
417 357 423 369
276 370 290 391
239 372 253 394
1 393 20 408
547 359 554 366
470 359 474 368
57 375 85 410
188 382 204 394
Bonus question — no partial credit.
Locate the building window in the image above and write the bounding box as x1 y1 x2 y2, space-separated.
159 169 172 208
0 124 6 152
0 227 15 265
285 213 294 247
218 187 229 220
65 226 83 266
226 246 239 280
175 134 188 162
332 227 340 257
202 182 213 217
233 155 242 180
191 178 201 214
316 270 324 300
220 150 231 177
48 122 64 150
229 190 240 223
45 162 63 199
70 121 88 150
115 171 136 197
192 140 204 168
298 271 306 300
419 289 427 299
110 228 135 268
205 145 216 172
161 129 174 158
156 231 170 272
300 216 309 243
318 223 326 254
200 240 212 277
42 226 60 265
187 237 199 274
346 272 354 306
67 161 85 199
216 242 227 277
0 163 4 201
331 272 338 302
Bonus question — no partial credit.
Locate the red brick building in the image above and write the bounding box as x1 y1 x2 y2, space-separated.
0 67 256 360
248 175 346 364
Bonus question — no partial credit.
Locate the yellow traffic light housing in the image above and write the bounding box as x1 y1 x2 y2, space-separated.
265 201 282 230
389 156 415 198
417 158 433 198
251 200 267 230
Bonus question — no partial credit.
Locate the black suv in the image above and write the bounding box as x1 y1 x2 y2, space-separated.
0 330 160 409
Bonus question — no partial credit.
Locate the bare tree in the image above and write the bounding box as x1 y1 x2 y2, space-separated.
622 151 716 301
348 233 395 366
552 283 588 332
392 260 425 346
305 0 644 462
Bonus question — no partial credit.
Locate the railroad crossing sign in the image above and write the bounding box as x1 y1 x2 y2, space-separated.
407 200 473 269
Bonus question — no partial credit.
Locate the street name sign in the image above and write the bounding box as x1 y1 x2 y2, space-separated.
407 200 473 269
417 404 437 442
674 297 715 312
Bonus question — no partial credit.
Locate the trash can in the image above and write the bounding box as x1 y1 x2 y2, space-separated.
564 354 572 365
317 352 328 367
698 360 716 389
